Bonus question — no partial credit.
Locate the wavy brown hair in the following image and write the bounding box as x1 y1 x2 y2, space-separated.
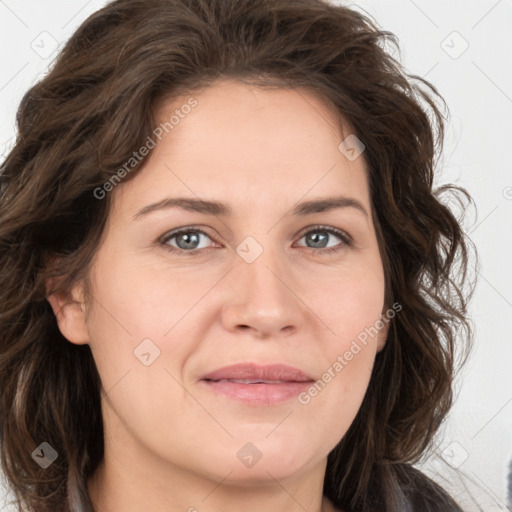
0 0 476 511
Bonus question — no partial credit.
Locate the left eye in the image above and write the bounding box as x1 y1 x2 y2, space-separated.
295 226 351 253
160 225 351 255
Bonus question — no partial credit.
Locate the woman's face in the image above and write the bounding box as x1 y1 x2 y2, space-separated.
51 79 388 494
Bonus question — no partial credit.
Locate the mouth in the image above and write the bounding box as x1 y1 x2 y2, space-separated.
200 363 315 405
201 362 314 382
203 378 306 384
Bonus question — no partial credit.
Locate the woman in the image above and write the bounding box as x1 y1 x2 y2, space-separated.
0 0 476 511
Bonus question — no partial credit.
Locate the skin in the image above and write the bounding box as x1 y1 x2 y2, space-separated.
47 79 389 512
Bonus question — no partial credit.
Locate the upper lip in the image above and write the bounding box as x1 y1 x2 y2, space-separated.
201 363 314 382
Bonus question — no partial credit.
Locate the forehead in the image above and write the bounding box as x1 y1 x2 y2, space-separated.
112 79 370 217
155 78 351 157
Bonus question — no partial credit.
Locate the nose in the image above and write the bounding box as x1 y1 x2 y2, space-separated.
220 245 305 339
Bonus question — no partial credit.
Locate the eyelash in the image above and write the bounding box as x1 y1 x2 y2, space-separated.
159 225 352 256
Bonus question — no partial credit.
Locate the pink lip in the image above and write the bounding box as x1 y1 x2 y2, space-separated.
200 363 314 405
201 363 314 382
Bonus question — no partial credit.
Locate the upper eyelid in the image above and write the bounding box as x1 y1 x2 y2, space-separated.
296 224 349 238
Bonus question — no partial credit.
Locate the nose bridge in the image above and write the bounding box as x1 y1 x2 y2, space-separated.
236 233 291 303
221 233 303 336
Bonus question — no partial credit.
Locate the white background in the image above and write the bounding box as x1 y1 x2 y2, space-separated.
1 1 511 511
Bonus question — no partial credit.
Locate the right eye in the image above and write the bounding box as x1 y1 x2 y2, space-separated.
160 227 218 255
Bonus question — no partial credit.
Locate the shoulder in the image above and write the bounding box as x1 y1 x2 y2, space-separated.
324 464 464 512
397 464 464 512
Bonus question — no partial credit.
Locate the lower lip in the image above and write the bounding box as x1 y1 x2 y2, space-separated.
201 380 313 405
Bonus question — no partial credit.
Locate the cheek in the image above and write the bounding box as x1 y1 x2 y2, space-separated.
84 253 217 406
302 334 377 447
303 266 385 426
83 262 166 388
96 255 213 330
312 262 386 345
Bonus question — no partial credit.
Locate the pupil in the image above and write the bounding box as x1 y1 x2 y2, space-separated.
178 232 199 249
308 232 327 248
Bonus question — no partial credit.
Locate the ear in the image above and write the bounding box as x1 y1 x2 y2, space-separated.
46 277 90 345
376 316 390 353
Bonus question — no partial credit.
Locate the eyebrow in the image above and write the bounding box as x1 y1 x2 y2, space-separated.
133 195 369 220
